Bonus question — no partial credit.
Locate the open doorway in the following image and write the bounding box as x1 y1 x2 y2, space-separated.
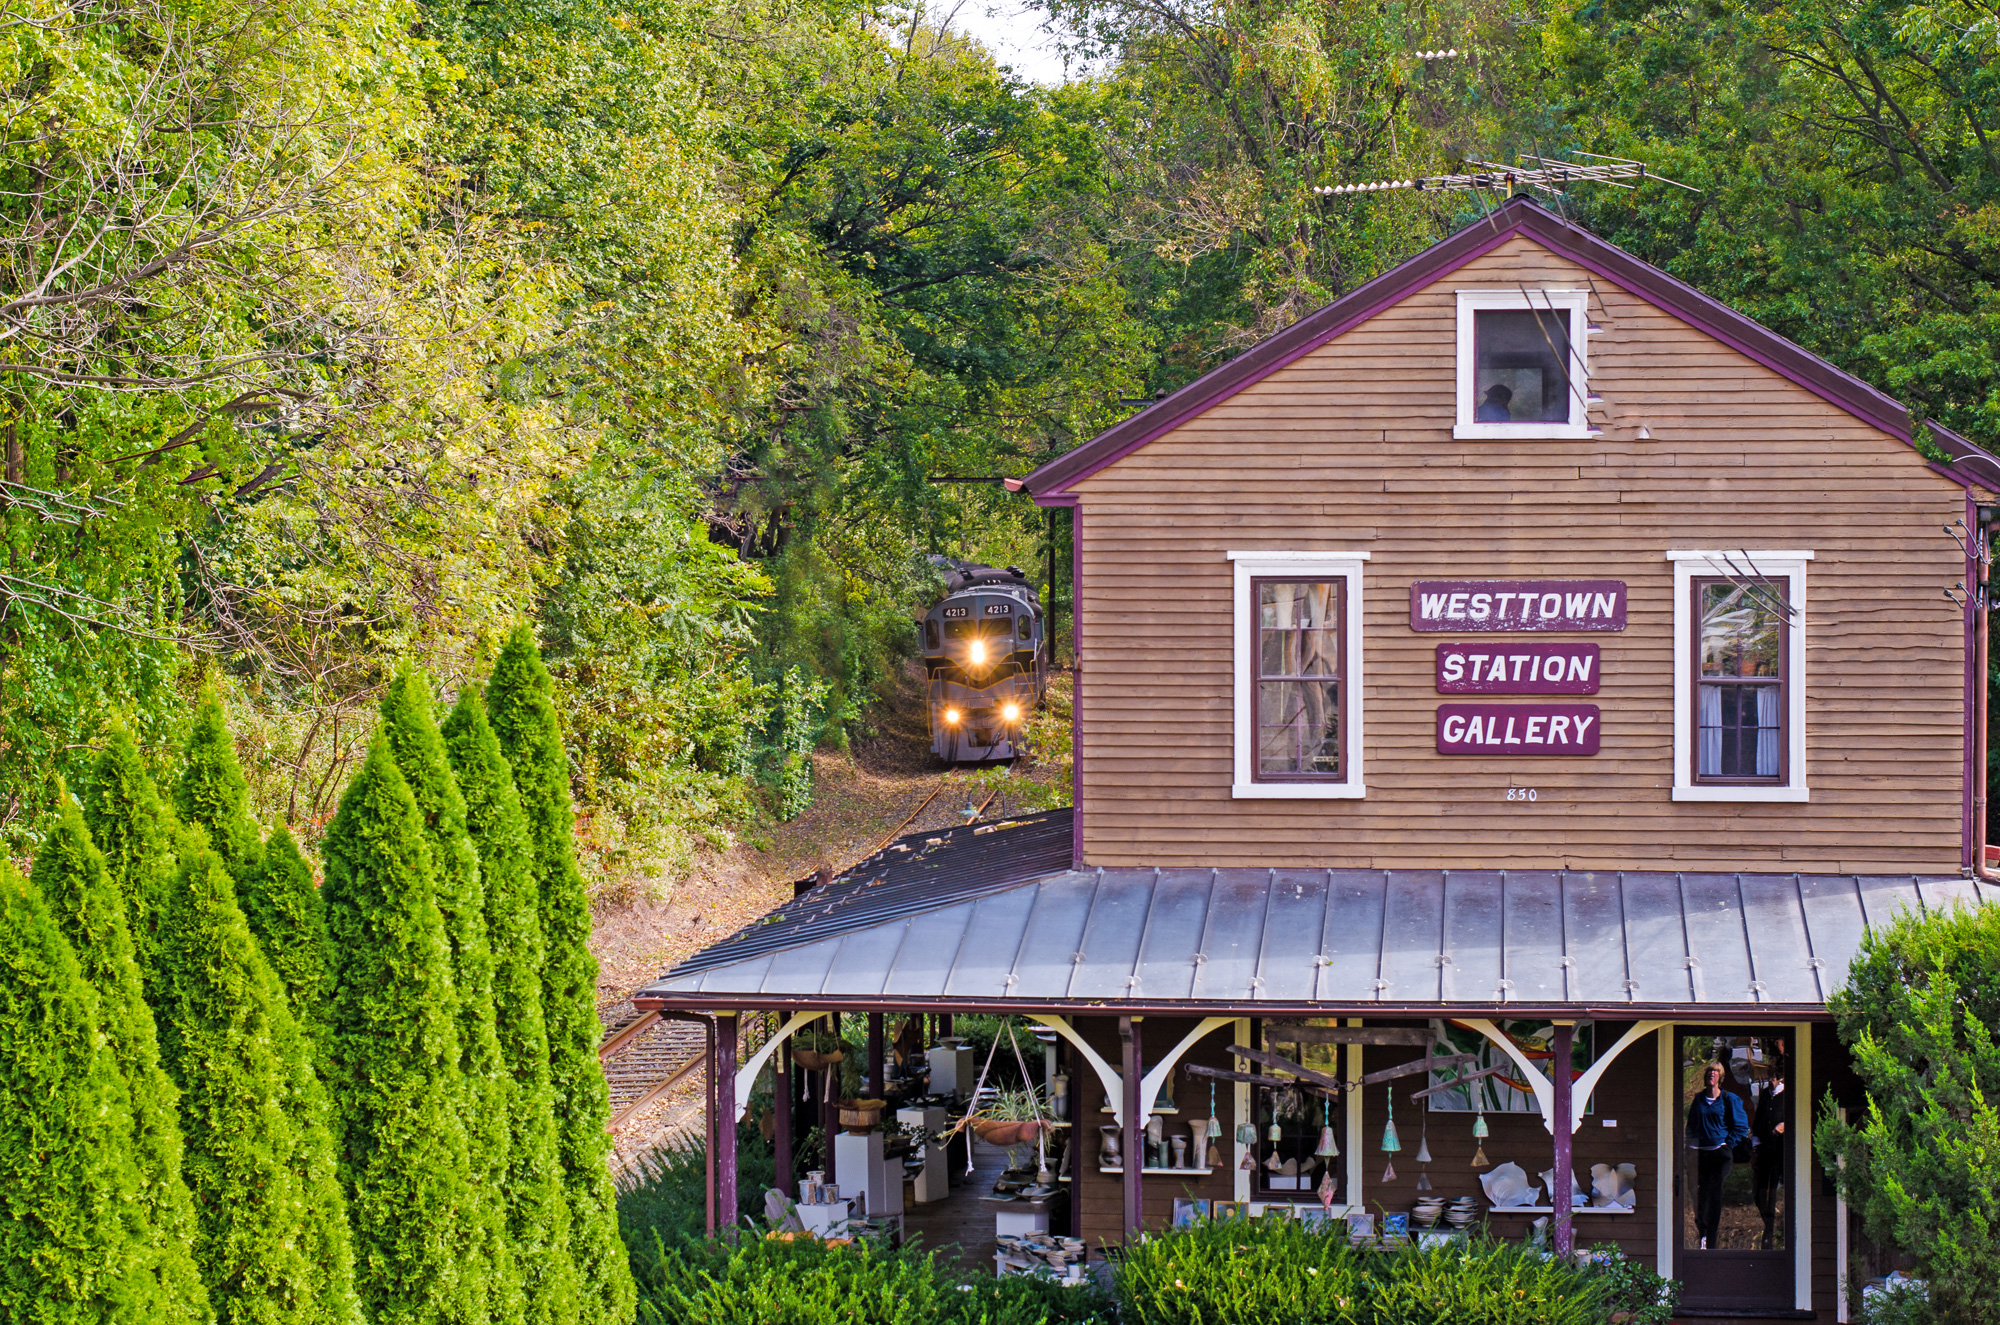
1675 1030 1793 1312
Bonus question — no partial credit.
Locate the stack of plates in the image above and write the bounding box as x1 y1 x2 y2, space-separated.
1411 1198 1446 1229
1443 1196 1479 1229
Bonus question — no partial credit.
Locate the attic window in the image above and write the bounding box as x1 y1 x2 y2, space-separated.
1455 290 1592 439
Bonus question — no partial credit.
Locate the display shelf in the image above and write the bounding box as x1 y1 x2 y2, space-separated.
1098 1165 1214 1175
1483 1205 1636 1215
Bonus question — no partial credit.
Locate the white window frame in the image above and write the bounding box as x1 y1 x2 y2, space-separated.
1668 550 1812 803
1228 551 1368 799
1454 289 1593 439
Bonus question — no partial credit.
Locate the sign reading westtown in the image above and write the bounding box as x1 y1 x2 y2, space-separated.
1409 580 1627 632
1436 703 1602 755
1436 642 1600 694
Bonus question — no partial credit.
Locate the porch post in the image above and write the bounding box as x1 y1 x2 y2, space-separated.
1551 1022 1575 1258
717 1013 739 1237
867 1012 884 1096
1120 1015 1144 1242
822 1012 842 1171
775 1037 795 1197
704 1016 717 1237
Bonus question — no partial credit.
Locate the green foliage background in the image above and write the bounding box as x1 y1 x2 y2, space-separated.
5 0 2000 864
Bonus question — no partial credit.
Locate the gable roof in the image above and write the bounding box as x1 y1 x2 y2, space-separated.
1021 194 2000 498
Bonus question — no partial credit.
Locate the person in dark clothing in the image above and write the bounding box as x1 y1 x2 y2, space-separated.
1476 383 1514 421
1751 1066 1788 1248
1687 1061 1750 1249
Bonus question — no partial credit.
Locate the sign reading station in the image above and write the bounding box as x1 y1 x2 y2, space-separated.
1436 642 1600 694
1437 703 1601 755
1409 580 1627 632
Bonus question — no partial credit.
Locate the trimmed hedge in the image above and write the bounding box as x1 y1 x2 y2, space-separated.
488 626 635 1325
33 795 209 1325
443 689 581 1325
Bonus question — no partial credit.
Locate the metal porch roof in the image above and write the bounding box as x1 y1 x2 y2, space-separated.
638 823 1992 1014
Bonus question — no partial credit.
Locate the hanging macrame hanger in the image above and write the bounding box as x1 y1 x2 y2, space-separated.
958 1026 1007 1175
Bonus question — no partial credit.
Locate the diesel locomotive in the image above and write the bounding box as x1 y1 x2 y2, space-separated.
921 562 1048 763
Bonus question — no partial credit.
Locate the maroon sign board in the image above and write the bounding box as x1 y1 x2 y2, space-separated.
1436 642 1600 694
1436 703 1601 755
1409 580 1627 632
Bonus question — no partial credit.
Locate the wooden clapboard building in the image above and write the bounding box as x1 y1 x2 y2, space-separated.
636 195 2000 1319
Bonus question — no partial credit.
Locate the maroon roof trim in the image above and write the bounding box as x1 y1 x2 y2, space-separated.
1924 420 2000 494
1024 195 1950 499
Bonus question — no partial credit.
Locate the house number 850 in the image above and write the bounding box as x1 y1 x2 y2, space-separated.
1505 788 1538 802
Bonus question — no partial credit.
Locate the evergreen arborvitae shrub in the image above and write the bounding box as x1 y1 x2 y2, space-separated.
443 690 580 1325
153 832 363 1325
486 627 635 1325
173 687 265 890
81 716 181 996
380 673 523 1325
320 734 479 1325
35 795 210 1325
252 822 329 1037
0 859 158 1324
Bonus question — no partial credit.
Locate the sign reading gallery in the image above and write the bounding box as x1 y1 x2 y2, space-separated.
1409 580 1628 632
1436 703 1602 755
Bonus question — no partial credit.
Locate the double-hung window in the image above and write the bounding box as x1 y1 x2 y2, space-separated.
1669 551 1810 802
1229 552 1367 798
1455 290 1592 439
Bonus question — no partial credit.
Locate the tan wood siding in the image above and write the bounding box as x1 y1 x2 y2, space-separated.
1071 237 1970 873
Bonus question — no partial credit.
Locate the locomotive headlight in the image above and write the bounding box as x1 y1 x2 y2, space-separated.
969 640 987 665
1002 702 1021 723
944 708 961 725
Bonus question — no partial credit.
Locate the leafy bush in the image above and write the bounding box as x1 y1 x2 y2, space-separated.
1819 901 2000 1325
632 1236 1112 1325
1581 1246 1679 1325
1115 1218 1611 1325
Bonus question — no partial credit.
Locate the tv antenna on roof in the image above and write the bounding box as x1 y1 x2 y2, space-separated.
1312 151 1697 199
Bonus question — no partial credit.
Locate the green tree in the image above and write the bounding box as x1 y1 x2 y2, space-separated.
80 717 182 995
379 673 523 1325
1820 901 2000 1324
34 794 211 1325
174 688 264 889
251 823 329 1036
485 628 635 1325
442 689 580 1325
153 832 362 1325
0 858 157 1323
319 735 478 1325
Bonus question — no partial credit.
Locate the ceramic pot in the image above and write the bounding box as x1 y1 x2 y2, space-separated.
1171 1136 1190 1168
1187 1119 1210 1167
1098 1124 1122 1164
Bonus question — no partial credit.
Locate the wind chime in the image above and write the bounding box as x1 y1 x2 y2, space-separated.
1471 1106 1491 1168
1414 1103 1434 1191
1206 1085 1223 1168
1380 1087 1401 1182
1236 1116 1257 1171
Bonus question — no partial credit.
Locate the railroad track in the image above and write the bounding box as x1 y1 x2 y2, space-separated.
597 776 1003 1148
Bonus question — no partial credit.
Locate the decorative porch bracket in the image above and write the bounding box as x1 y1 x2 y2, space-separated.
1139 1016 1237 1117
1566 1021 1669 1133
1027 1014 1127 1124
733 1010 821 1123
1459 1018 1670 1134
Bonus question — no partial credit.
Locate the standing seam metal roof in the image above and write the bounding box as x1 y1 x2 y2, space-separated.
638 818 1992 1012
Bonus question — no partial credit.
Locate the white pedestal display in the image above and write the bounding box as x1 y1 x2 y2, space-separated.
797 1198 852 1238
898 1105 949 1204
833 1130 903 1219
927 1042 975 1098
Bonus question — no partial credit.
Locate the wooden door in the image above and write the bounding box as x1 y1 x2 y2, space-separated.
1673 1031 1793 1312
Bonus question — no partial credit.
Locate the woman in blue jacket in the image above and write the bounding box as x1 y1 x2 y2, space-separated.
1686 1062 1750 1249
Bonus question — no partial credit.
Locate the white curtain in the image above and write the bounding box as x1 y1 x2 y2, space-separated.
1755 685 1781 777
1698 685 1723 776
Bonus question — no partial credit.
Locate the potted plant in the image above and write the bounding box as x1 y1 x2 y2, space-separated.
968 1085 1047 1145
791 1029 846 1072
